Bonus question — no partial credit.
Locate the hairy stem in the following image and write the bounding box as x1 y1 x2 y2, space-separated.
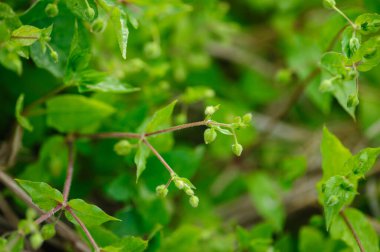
66 207 100 252
63 137 75 203
142 138 175 175
35 204 63 225
340 211 365 252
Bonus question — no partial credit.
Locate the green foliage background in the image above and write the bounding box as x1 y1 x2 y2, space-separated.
1 0 380 251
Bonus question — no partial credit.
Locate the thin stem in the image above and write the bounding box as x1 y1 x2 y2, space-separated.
23 85 69 116
66 206 100 252
75 132 141 140
332 6 357 29
35 204 63 225
142 138 175 175
63 137 75 203
11 35 39 40
145 120 208 137
340 211 365 252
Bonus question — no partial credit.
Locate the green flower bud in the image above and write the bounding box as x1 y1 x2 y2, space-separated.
156 185 168 198
189 195 199 208
275 68 293 84
91 18 105 33
323 0 336 9
319 79 333 92
349 37 360 55
242 113 252 124
185 188 194 196
326 195 339 206
347 94 359 108
174 179 185 189
26 208 37 220
114 140 132 156
30 233 43 250
144 42 161 59
50 50 58 63
45 3 59 18
232 143 243 157
85 7 95 21
204 105 220 116
204 128 217 144
41 223 56 240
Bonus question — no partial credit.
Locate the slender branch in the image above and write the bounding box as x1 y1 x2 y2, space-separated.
332 6 357 29
340 211 365 252
35 204 63 225
145 120 208 137
75 132 141 140
142 138 175 175
63 137 75 203
0 193 19 228
66 206 100 252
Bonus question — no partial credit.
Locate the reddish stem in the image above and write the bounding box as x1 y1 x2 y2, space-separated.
142 138 175 175
35 204 63 225
63 138 75 203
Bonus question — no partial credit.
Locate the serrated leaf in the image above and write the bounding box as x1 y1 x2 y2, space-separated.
16 179 63 211
65 199 120 227
355 13 380 35
330 208 379 252
11 25 41 46
46 94 115 133
15 94 33 131
344 147 380 177
320 126 352 180
102 236 148 252
110 7 129 59
134 143 150 183
322 175 356 230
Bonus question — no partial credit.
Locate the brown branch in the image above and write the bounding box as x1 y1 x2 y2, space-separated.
340 210 365 252
145 120 208 137
63 137 75 203
66 206 100 252
35 204 62 225
142 138 175 175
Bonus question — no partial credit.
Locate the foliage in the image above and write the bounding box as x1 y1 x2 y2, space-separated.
1 0 380 252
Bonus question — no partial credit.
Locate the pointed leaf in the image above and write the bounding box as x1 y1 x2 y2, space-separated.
11 25 41 46
15 94 33 131
134 143 150 182
344 147 380 177
65 199 120 227
110 7 129 59
102 236 148 252
16 179 63 211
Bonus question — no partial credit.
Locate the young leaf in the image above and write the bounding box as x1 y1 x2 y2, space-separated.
11 25 41 46
16 179 63 211
65 199 120 227
78 75 140 94
355 13 380 35
356 36 380 72
134 143 150 182
320 52 347 77
102 236 148 252
320 126 352 180
330 208 379 252
110 7 129 59
0 2 16 18
46 94 115 133
15 94 33 131
344 147 380 177
322 175 356 230
145 100 177 133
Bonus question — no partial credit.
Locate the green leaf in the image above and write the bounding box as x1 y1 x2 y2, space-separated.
0 2 15 18
330 208 379 252
344 147 380 177
298 227 325 252
110 7 129 59
65 199 120 227
145 100 177 133
16 179 63 211
214 126 233 135
355 13 380 35
11 25 41 46
320 52 347 77
246 173 285 231
0 47 22 74
341 27 361 60
46 94 115 133
320 126 352 180
322 175 356 230
77 73 140 94
356 36 380 72
15 94 33 131
102 236 148 252
64 0 97 22
134 143 150 182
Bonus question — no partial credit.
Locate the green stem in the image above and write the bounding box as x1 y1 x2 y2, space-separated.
332 6 357 29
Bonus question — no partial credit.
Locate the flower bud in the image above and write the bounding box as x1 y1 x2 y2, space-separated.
232 143 243 157
50 50 58 63
41 223 56 240
85 7 95 21
204 105 219 116
156 185 168 198
204 128 217 144
114 140 132 156
349 37 360 55
30 233 43 249
174 179 185 189
45 3 59 18
144 42 161 59
323 0 336 9
319 79 333 92
91 18 105 33
185 188 194 196
347 94 359 108
242 113 252 124
189 195 199 208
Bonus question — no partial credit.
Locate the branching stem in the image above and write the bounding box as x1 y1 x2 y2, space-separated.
35 204 63 225
142 138 175 175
